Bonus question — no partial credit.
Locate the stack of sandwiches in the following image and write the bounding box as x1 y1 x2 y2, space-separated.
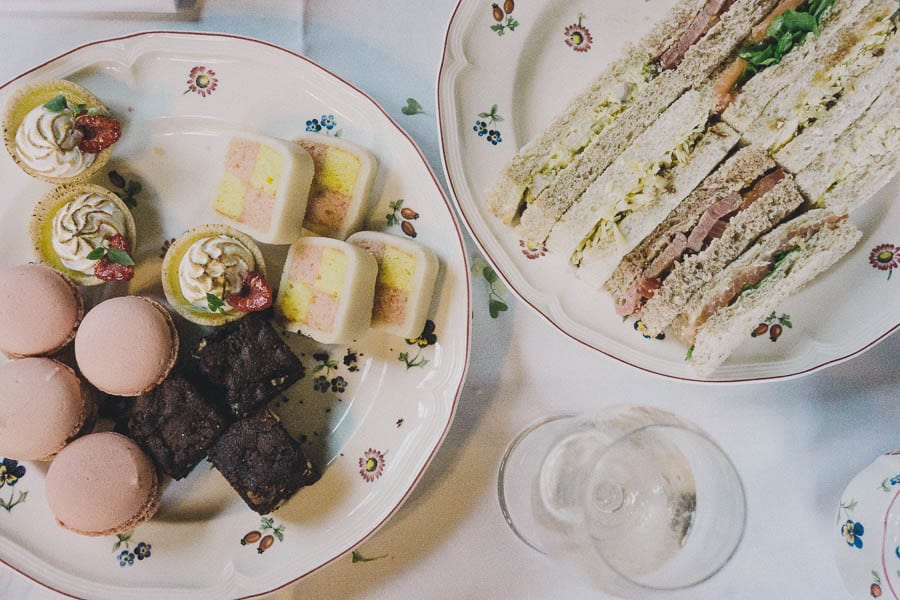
485 0 898 375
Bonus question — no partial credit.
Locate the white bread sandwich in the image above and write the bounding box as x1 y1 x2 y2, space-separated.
606 146 806 336
544 89 740 288
736 0 898 172
488 0 785 235
794 74 900 215
714 0 866 120
670 209 861 375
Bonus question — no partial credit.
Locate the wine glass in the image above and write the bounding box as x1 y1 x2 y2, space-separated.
498 406 746 597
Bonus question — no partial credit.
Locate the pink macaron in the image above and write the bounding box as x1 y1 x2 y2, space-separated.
0 357 95 460
45 432 161 536
74 296 179 396
0 264 83 358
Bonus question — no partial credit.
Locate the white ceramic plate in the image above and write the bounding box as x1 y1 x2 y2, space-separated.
437 0 900 382
0 31 470 598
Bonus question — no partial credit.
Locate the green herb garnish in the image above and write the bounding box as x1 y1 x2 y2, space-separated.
206 293 227 314
685 345 694 361
85 245 135 266
42 94 100 116
43 95 68 112
741 246 803 294
738 0 835 77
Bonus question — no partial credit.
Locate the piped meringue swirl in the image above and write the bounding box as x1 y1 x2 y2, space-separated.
51 192 129 274
178 235 255 310
15 105 94 178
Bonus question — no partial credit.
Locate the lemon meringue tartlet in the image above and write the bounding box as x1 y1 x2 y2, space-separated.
3 79 117 184
162 224 268 326
30 183 137 286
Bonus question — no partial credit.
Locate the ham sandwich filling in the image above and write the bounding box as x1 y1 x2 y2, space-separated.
681 212 846 342
617 167 786 316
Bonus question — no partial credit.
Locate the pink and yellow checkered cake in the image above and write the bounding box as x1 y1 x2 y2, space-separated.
275 236 378 344
297 134 376 240
214 134 313 244
347 231 439 338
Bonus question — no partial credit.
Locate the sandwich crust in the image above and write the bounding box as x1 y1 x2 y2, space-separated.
605 146 776 304
640 175 805 336
682 212 861 375
515 0 783 242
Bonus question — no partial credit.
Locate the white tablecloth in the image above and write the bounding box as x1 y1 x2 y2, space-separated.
1 1 897 598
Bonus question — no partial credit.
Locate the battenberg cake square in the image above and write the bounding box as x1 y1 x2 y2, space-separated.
213 133 314 244
348 230 439 338
296 134 376 240
275 236 377 344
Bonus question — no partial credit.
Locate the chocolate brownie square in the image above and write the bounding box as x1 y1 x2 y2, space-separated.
191 313 304 418
126 372 227 480
208 410 320 514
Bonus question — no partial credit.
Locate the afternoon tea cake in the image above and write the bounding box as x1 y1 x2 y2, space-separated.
213 133 314 244
189 313 305 418
3 79 120 183
0 357 96 461
75 296 179 397
347 230 439 338
0 264 83 357
296 133 376 240
30 183 137 286
45 432 161 536
125 372 228 480
207 410 320 515
162 224 270 326
275 236 378 344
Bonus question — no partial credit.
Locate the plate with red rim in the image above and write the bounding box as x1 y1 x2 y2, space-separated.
0 31 470 598
436 0 900 383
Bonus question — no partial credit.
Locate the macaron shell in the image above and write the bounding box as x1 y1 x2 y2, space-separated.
75 296 178 396
45 432 160 536
0 357 92 460
0 264 82 357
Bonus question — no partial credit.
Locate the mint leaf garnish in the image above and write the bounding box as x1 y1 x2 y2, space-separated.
206 293 227 314
106 247 135 266
86 247 107 261
43 95 68 112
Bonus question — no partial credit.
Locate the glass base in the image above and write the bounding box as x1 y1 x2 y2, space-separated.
497 413 577 554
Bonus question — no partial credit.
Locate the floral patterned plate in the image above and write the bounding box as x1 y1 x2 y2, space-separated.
436 0 899 382
0 31 470 598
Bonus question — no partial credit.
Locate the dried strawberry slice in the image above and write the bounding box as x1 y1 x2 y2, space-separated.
226 271 273 312
93 234 135 282
107 233 130 252
74 115 121 154
94 256 134 282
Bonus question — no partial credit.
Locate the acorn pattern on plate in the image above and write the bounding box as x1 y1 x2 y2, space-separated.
240 516 285 554
385 199 422 239
490 1 518 36
750 312 792 342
